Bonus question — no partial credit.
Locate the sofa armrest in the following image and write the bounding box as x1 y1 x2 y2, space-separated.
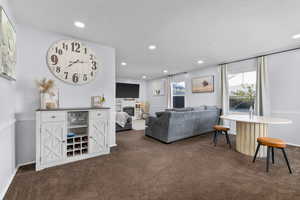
146 114 170 130
145 113 171 143
146 116 156 126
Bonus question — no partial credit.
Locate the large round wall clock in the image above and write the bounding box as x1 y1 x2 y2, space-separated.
47 40 99 85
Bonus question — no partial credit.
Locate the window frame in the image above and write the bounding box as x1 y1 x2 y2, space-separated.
228 70 257 114
171 81 186 108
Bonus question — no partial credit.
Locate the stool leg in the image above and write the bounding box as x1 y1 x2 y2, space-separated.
212 131 216 145
281 148 292 174
271 147 274 164
224 131 232 149
266 147 270 172
253 143 261 163
214 131 219 146
213 131 217 146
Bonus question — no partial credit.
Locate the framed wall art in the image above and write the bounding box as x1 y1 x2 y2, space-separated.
192 75 214 93
152 79 165 96
0 7 16 81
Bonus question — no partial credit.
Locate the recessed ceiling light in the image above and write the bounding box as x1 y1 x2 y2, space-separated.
148 45 157 50
74 21 85 28
142 75 147 79
163 70 168 73
292 34 300 39
197 60 204 64
121 62 127 66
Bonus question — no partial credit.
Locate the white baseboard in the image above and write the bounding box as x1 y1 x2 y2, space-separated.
110 143 117 147
17 161 35 168
0 167 18 200
287 143 300 147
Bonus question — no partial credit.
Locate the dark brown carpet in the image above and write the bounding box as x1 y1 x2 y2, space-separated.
5 131 300 200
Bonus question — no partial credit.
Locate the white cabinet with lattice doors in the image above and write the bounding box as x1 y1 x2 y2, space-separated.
40 122 66 165
36 108 110 171
89 119 108 154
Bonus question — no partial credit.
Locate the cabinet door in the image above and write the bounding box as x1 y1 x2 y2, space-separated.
89 120 107 154
40 122 65 165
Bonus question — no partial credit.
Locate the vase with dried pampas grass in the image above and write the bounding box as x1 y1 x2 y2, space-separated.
36 78 59 109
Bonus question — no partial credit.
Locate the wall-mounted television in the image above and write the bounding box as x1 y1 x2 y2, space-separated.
116 83 140 98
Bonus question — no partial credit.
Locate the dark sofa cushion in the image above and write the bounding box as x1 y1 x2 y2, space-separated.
165 107 194 112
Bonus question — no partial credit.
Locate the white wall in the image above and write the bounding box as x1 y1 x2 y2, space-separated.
15 25 116 165
116 78 147 102
146 78 168 115
0 0 17 198
146 66 220 115
268 50 300 145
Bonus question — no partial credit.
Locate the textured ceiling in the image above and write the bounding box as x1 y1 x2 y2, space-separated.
9 0 300 79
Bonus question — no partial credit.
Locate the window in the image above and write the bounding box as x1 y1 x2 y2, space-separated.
171 81 185 108
228 70 256 113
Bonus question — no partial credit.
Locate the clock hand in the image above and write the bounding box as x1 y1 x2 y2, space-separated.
68 59 80 67
78 61 89 64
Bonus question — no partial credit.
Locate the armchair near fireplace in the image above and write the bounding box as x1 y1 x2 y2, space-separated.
116 115 132 132
116 107 133 132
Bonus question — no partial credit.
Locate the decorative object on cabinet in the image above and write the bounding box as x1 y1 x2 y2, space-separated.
36 107 110 171
192 75 214 93
141 101 150 119
0 7 16 81
152 79 165 96
91 94 105 107
36 78 59 109
47 40 99 85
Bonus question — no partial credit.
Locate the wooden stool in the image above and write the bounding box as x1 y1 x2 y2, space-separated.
212 125 231 148
253 137 292 174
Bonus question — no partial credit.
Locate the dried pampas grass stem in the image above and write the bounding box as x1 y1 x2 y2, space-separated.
36 78 55 95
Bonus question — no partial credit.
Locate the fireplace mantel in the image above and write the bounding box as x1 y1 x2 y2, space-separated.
116 98 141 119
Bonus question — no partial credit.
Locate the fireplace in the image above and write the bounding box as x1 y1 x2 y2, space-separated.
123 106 135 116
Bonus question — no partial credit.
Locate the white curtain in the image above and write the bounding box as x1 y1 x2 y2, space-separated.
255 56 271 116
220 64 229 115
166 75 173 109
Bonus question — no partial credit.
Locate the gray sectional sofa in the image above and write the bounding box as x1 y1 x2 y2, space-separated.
145 106 221 143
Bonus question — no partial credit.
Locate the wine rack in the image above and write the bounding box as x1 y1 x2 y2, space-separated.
67 111 89 157
67 135 89 157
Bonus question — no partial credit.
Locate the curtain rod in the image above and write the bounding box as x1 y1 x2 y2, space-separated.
148 72 187 81
167 72 187 77
220 46 300 65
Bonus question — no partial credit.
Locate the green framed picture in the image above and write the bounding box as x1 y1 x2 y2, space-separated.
0 7 16 81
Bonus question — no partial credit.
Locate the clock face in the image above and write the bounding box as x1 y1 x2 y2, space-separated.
47 40 99 85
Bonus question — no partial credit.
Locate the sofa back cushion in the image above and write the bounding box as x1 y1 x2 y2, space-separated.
165 107 194 112
193 106 206 111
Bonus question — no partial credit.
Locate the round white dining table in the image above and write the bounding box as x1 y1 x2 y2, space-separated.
221 115 292 158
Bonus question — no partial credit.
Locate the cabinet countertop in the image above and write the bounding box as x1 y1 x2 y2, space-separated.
36 107 111 111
